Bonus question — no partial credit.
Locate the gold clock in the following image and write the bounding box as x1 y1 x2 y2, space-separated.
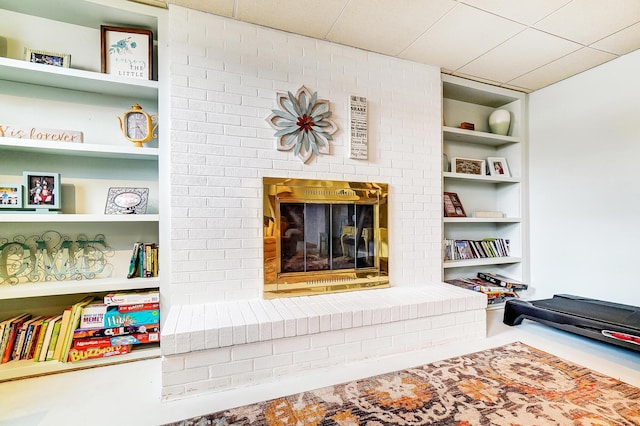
117 103 158 147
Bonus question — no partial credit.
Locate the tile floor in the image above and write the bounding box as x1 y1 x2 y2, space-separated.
1 308 638 426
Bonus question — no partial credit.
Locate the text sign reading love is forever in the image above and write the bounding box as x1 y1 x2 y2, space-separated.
0 124 83 143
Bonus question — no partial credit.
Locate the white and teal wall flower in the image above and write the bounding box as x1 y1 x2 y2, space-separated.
266 86 338 163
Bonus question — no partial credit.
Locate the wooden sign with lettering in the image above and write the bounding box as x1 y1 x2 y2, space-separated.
349 95 367 160
0 124 83 143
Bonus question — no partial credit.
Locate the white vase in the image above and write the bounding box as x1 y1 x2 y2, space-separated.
489 109 511 135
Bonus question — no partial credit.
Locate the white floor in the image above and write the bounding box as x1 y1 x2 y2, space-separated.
1 308 639 426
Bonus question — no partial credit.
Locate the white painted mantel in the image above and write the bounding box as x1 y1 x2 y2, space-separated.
161 6 484 400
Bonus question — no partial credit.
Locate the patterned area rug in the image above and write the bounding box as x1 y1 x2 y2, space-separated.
167 342 640 425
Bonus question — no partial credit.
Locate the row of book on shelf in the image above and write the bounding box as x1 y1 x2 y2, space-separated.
0 289 159 364
128 242 159 279
444 238 510 261
445 272 528 304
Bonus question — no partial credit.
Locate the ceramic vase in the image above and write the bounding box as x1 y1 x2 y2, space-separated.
488 109 511 136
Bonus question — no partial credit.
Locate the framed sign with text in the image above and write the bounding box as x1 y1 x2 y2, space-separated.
349 95 368 160
101 26 153 80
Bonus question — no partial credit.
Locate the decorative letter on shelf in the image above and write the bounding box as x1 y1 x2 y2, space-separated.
0 231 113 285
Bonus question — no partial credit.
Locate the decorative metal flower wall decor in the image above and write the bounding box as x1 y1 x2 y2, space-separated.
267 86 338 163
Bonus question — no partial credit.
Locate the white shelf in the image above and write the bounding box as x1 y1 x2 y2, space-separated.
0 57 158 100
443 257 522 269
0 277 160 300
0 345 160 382
443 172 519 184
443 126 520 146
443 217 521 224
0 213 159 223
0 137 158 160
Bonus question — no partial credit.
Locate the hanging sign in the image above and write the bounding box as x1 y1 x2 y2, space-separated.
349 95 367 160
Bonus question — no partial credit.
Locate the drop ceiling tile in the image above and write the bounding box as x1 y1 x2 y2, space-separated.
509 47 616 91
591 22 640 55
399 3 524 70
458 28 581 84
169 0 234 16
235 0 349 39
534 0 640 45
460 0 572 25
326 0 456 56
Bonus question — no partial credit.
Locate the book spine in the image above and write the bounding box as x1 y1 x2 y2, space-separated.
477 272 504 286
127 242 141 279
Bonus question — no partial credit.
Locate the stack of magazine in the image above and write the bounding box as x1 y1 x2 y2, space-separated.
445 272 528 304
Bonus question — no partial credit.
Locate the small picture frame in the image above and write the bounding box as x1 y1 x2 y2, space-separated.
444 192 466 217
451 157 486 176
23 172 60 209
487 157 511 177
0 184 22 208
105 187 149 215
25 48 70 68
101 25 153 80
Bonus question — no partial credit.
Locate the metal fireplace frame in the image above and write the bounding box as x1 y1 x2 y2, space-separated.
263 177 389 298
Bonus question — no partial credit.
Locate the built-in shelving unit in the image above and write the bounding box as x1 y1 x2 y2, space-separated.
0 0 165 381
442 74 529 296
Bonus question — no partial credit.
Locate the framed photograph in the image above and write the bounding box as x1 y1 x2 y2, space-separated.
101 25 153 80
0 184 22 208
487 157 511 177
443 192 466 217
23 172 60 209
105 187 149 215
25 48 70 68
451 157 485 176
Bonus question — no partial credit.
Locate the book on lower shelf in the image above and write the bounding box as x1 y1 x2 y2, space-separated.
476 272 528 290
0 290 160 366
445 276 521 305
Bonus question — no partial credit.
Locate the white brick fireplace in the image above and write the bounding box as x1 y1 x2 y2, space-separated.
161 7 487 400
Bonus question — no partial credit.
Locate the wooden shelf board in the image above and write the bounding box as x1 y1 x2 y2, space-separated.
0 213 159 223
443 126 520 146
444 217 521 224
0 57 158 100
0 137 158 160
0 277 160 300
443 257 522 269
0 345 160 382
443 172 519 184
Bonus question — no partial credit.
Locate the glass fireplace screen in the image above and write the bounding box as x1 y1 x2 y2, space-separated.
263 178 389 298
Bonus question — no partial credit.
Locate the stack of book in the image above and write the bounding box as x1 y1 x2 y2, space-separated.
445 272 528 305
0 290 160 364
127 242 159 279
68 290 160 363
444 238 510 261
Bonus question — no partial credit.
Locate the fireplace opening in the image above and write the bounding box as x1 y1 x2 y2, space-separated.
264 178 389 298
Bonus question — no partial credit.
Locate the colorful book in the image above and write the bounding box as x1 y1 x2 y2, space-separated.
79 303 160 329
73 324 159 339
103 290 159 306
1 313 31 363
17 316 44 360
72 331 160 348
67 344 132 363
37 314 62 362
59 296 95 363
127 242 142 279
477 272 528 290
53 308 72 361
45 315 64 361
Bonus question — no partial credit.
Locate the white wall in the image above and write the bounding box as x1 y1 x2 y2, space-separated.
168 7 443 305
529 49 640 306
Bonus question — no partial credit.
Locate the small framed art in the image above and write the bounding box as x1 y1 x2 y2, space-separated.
451 157 485 176
105 187 149 215
487 157 511 177
23 172 60 209
0 184 22 208
444 192 466 217
101 25 153 80
25 48 70 68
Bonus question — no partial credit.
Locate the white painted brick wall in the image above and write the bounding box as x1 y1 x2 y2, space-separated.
168 7 443 305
